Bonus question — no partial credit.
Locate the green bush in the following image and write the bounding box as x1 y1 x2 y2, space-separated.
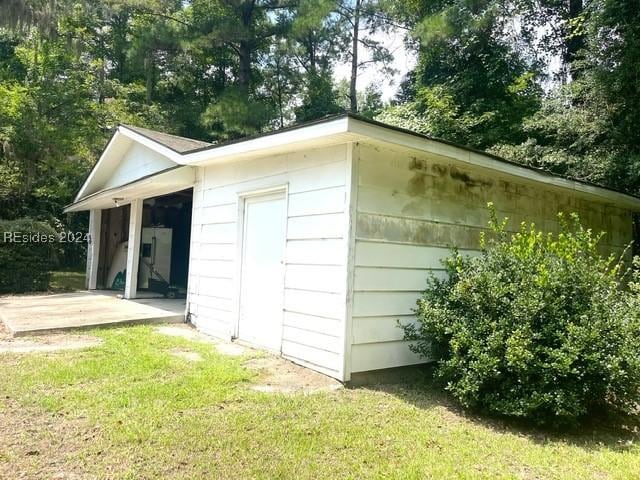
403 205 640 426
0 218 59 293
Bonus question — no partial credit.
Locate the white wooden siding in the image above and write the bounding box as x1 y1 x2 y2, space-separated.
353 291 422 317
284 289 345 320
188 144 349 378
286 239 345 265
351 341 423 372
285 264 345 293
354 267 446 291
352 315 417 345
288 186 345 216
103 142 176 190
355 242 465 269
283 312 342 337
351 240 469 373
349 141 634 375
287 213 345 239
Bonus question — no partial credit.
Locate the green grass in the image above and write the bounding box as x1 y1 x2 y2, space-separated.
1 326 639 479
49 269 86 292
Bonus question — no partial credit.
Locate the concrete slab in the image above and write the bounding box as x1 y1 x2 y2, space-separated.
0 291 185 337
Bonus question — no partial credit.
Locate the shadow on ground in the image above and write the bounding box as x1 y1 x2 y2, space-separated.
3 318 637 456
364 374 640 453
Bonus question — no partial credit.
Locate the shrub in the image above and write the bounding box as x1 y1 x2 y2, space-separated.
402 205 640 426
0 218 58 293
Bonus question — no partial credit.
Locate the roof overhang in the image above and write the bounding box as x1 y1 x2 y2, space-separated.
69 114 640 213
174 116 640 209
344 119 640 210
65 166 195 213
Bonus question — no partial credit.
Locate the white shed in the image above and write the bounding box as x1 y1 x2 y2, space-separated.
66 114 640 382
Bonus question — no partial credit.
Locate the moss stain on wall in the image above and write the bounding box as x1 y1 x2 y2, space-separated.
357 143 633 259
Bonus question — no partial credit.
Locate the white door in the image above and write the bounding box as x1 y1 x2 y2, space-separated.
238 191 287 351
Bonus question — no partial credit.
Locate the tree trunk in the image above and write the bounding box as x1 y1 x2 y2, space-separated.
144 54 154 104
349 0 361 113
564 0 584 81
276 59 284 127
237 0 256 93
98 35 105 104
218 53 227 89
32 31 39 83
238 40 252 92
308 34 316 75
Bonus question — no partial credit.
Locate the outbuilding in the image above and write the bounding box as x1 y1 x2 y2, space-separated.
66 113 640 382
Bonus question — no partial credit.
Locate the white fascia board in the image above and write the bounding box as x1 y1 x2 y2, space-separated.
76 116 640 211
65 166 195 213
180 116 351 166
75 126 184 204
75 130 124 201
346 117 640 210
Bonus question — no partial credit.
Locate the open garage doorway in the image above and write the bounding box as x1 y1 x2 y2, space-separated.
138 188 193 298
96 204 130 290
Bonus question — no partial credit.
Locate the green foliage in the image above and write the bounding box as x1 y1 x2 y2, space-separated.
1 0 388 247
295 73 343 122
387 0 541 149
333 79 386 118
357 83 384 119
403 205 640 426
490 1 640 194
376 85 478 143
389 0 640 195
0 217 59 293
201 86 274 138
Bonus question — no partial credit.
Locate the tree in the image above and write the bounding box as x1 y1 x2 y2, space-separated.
334 78 383 118
0 2 181 267
381 0 541 149
290 0 346 121
191 0 296 137
490 0 640 195
0 0 66 35
335 0 396 113
515 0 587 83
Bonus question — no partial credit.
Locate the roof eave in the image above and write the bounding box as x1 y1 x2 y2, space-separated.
180 116 352 166
70 113 640 213
345 116 640 210
64 165 194 213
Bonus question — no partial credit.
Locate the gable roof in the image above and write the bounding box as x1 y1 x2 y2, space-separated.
121 125 212 153
68 113 640 212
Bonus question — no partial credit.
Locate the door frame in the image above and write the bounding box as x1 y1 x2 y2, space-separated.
232 184 289 350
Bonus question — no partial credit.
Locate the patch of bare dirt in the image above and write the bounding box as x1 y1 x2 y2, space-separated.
215 343 247 356
244 356 343 394
0 321 10 340
156 323 342 393
155 324 217 343
0 399 115 480
155 324 246 356
0 334 102 354
169 348 203 362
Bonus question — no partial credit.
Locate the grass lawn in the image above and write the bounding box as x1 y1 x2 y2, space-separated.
1 326 639 479
49 269 86 292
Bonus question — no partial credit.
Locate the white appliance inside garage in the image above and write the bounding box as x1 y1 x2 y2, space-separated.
138 227 172 289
